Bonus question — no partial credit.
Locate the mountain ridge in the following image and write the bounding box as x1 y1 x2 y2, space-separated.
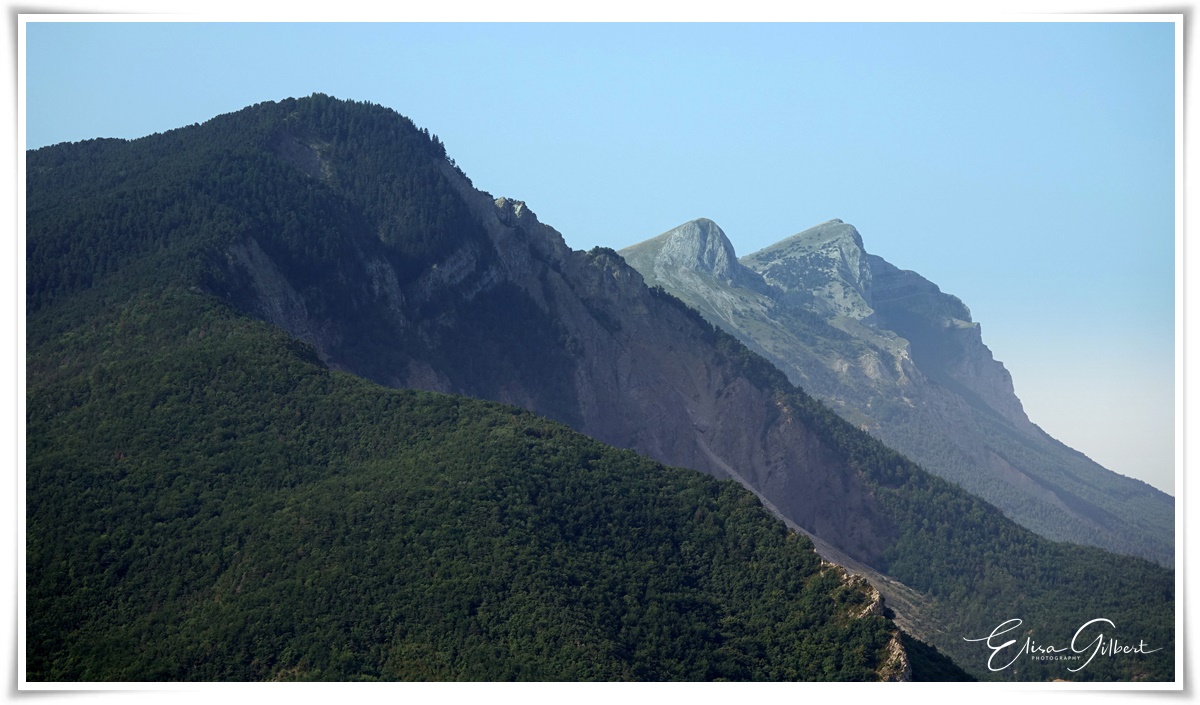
621 216 1173 566
27 94 1174 681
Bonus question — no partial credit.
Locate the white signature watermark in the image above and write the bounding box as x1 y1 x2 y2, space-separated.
963 618 1161 673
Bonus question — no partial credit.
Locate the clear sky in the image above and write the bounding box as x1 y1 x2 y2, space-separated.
23 18 1178 495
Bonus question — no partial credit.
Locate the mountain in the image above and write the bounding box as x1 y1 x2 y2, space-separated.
621 218 1174 566
27 94 1173 681
28 290 942 681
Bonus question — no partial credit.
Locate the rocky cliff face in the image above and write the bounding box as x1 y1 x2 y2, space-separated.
626 218 762 289
621 217 1174 566
866 254 1032 431
618 219 773 332
219 161 898 566
743 219 875 320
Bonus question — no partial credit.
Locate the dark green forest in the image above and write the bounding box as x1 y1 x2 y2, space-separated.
26 94 1173 682
27 289 941 681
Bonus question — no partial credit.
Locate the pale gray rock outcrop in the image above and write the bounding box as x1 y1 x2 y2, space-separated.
744 219 875 319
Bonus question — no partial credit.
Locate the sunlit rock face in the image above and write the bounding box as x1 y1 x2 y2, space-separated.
622 217 1174 567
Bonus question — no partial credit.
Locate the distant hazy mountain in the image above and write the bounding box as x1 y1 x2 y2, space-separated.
26 95 1173 681
621 218 1173 566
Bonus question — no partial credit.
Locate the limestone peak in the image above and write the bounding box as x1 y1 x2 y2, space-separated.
620 218 747 285
661 218 740 281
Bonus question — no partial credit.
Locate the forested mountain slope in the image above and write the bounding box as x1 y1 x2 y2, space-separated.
28 289 950 681
26 94 1173 681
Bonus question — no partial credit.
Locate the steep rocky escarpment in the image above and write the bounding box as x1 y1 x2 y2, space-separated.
866 254 1032 431
219 171 900 565
457 199 901 564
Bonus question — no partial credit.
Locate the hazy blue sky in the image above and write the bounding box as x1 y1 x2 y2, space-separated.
24 20 1178 494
